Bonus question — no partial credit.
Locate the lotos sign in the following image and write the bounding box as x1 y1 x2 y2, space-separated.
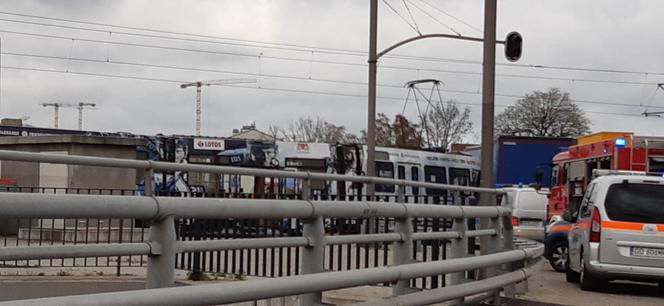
194 138 225 151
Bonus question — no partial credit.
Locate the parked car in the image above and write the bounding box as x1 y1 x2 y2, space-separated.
501 187 548 241
565 174 664 291
544 218 572 272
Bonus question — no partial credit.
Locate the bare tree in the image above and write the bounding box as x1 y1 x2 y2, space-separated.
423 100 474 150
496 88 591 137
280 116 359 143
267 124 284 141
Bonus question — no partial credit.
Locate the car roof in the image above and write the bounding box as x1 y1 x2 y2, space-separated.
592 175 664 185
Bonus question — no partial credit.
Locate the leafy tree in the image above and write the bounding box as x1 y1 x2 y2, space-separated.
423 100 473 150
360 112 395 146
496 88 590 137
392 114 422 149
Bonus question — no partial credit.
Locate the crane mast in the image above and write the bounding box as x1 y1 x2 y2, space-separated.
41 102 97 130
180 79 256 136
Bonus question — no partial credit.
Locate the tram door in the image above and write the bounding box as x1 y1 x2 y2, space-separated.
397 163 422 203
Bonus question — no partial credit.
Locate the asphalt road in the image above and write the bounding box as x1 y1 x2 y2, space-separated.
518 261 663 306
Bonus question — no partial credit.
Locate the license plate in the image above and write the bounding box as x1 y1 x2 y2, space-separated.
520 220 542 227
631 247 664 258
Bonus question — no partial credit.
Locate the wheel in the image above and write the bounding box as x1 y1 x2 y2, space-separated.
579 256 603 291
565 251 580 283
549 241 568 272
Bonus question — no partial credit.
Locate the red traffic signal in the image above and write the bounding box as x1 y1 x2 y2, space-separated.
505 32 522 62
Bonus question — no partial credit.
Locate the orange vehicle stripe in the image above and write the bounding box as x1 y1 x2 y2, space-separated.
601 220 664 231
549 224 572 232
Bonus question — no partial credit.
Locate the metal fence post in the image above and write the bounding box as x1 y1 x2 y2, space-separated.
486 214 502 305
449 191 467 306
144 167 154 196
393 182 414 296
300 175 325 306
146 214 176 289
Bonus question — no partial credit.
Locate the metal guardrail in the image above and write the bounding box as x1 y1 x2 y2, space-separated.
0 150 541 306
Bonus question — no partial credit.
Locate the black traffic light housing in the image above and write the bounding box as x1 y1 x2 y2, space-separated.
504 32 522 62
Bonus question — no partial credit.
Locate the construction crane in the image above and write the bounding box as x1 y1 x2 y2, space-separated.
41 102 97 130
180 79 256 136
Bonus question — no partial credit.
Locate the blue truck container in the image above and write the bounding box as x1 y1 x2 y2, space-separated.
494 136 575 187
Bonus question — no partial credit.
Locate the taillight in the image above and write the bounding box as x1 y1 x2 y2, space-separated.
590 206 601 242
511 216 519 226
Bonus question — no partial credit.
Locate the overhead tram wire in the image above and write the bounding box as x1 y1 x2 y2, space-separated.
0 64 646 119
405 0 463 36
417 0 484 34
4 50 662 111
0 28 660 89
382 0 422 35
3 11 664 76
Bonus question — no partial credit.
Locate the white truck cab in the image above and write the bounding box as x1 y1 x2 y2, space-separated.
565 173 664 290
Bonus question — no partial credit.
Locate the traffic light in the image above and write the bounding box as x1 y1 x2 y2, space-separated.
504 32 522 62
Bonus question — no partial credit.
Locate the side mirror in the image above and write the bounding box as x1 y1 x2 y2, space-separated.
534 167 544 184
562 210 576 223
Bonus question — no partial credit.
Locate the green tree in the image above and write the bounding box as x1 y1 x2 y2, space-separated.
496 88 590 137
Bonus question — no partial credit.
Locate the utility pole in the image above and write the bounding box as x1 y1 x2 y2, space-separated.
367 0 378 197
41 103 61 129
479 0 498 292
180 79 256 136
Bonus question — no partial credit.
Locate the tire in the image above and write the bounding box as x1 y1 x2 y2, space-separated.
579 256 603 291
565 251 580 283
549 240 568 272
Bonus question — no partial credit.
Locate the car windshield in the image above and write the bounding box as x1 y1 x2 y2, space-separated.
604 183 664 223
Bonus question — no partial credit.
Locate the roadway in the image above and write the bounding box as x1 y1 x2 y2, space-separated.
518 261 663 306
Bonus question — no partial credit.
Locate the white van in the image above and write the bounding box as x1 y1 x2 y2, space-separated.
501 187 548 241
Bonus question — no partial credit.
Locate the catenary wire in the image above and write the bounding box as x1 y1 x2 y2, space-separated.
0 28 660 89
2 10 664 76
0 64 648 118
3 51 661 110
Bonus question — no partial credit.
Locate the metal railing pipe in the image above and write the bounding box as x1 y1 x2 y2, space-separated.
350 267 533 306
466 229 498 238
411 231 460 241
0 243 152 261
0 149 149 169
325 233 402 245
0 249 540 306
311 201 406 218
460 206 507 219
0 149 505 195
405 204 463 219
155 197 314 219
0 193 158 219
177 237 309 252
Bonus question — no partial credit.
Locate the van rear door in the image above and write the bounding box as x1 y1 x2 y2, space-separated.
600 182 664 268
515 190 547 227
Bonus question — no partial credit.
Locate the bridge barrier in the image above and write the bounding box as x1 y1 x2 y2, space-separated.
0 149 542 306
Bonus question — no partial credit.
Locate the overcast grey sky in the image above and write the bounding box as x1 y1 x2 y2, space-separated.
1 0 663 139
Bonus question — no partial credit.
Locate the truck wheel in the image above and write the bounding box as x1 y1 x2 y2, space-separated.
549 241 568 272
579 257 602 291
565 252 579 283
